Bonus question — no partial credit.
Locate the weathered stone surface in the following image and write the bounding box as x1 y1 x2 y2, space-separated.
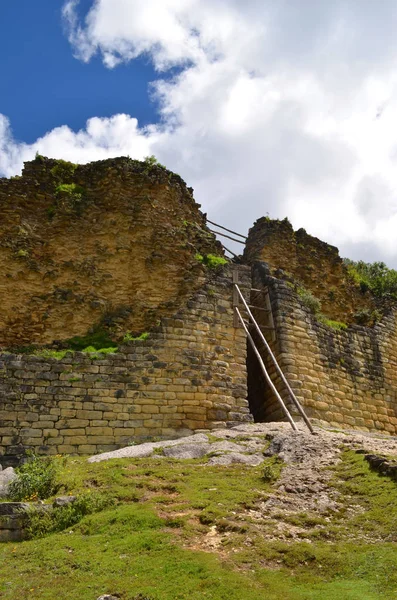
207 452 265 466
53 496 77 507
0 264 252 458
0 156 222 348
0 502 30 543
244 217 378 323
0 467 17 498
162 443 211 459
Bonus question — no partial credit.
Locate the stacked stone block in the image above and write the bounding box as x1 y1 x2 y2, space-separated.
0 266 252 464
255 271 397 435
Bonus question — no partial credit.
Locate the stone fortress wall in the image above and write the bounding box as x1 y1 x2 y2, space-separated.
2 157 397 464
0 156 221 348
245 220 397 435
0 265 251 466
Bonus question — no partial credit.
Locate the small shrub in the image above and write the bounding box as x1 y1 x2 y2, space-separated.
195 253 228 269
344 258 397 300
297 287 321 314
123 332 149 342
66 329 116 350
27 492 112 538
8 454 61 502
263 465 278 483
143 155 166 169
50 159 77 181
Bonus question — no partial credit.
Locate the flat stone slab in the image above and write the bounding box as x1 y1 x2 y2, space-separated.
88 433 209 463
207 441 247 453
207 452 265 466
162 443 211 459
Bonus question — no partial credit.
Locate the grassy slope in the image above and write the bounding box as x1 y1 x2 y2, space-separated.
0 451 396 600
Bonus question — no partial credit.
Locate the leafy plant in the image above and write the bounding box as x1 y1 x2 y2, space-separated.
65 328 116 351
318 316 348 330
143 155 166 170
297 286 321 314
55 183 85 196
81 346 118 356
27 492 112 538
123 332 149 342
344 258 397 300
195 253 228 268
7 454 61 502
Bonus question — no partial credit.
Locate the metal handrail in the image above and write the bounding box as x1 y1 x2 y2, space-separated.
234 284 315 434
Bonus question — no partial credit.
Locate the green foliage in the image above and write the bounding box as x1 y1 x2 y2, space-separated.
296 286 321 314
65 329 116 351
33 349 72 360
344 258 397 300
50 159 77 181
81 346 118 356
123 332 150 343
195 253 228 268
143 155 166 170
318 316 348 330
55 183 85 196
27 493 113 539
7 455 61 502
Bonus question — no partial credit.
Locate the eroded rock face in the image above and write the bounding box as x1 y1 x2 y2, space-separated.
0 467 17 498
244 217 377 323
0 156 221 348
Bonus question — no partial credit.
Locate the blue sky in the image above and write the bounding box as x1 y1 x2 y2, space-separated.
2 1 397 265
1 0 158 144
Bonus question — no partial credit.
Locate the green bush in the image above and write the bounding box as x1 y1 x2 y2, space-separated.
55 183 85 196
297 287 321 314
344 259 397 300
27 492 112 538
66 328 116 350
195 253 228 268
143 155 166 169
7 455 61 502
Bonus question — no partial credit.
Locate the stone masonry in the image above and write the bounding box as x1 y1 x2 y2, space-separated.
250 265 397 435
0 266 252 465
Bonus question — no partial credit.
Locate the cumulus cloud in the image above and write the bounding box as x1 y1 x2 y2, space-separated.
3 0 397 264
0 114 156 176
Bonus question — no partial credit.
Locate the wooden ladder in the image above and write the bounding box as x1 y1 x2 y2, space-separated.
233 277 314 435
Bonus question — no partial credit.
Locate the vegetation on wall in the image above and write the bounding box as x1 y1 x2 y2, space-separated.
195 253 228 268
344 259 397 300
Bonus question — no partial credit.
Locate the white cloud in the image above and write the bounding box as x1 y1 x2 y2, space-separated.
3 0 397 264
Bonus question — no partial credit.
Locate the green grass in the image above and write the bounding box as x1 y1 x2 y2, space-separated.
1 451 397 599
318 316 348 330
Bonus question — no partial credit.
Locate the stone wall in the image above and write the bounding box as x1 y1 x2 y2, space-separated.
0 266 252 465
0 156 221 348
244 218 377 324
251 264 397 435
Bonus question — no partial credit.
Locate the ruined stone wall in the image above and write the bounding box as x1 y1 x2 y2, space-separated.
253 268 397 435
244 218 376 323
0 156 221 348
0 266 251 465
